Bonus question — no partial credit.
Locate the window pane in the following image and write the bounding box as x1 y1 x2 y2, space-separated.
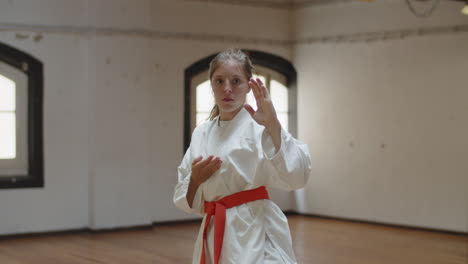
270 80 288 112
196 80 214 112
252 74 266 85
0 74 16 111
277 112 288 132
0 112 16 159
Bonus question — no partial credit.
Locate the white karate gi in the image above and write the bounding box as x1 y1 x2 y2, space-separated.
173 108 312 264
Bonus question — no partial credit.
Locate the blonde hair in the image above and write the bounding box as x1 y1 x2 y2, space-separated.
208 49 254 120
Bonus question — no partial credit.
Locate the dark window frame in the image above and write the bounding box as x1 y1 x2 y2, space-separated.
183 50 297 152
0 42 44 189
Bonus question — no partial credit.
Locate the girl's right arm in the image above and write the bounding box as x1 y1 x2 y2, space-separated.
186 155 222 208
174 152 222 214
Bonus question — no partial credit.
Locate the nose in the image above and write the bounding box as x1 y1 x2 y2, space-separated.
223 81 232 93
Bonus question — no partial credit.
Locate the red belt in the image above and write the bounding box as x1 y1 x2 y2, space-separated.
200 186 269 264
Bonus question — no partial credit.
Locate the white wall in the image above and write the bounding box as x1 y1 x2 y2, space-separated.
294 0 468 233
0 0 292 234
0 34 90 234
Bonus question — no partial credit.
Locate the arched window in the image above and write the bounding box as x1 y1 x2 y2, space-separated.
0 42 43 189
184 50 297 151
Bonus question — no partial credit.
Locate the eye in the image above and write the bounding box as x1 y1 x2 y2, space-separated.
232 78 241 85
214 79 223 85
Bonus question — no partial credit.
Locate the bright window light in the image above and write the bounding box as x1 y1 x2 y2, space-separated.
0 74 15 111
270 79 288 131
196 80 214 125
276 113 288 132
196 80 214 113
0 112 16 159
270 80 288 112
462 4 468 15
0 74 16 159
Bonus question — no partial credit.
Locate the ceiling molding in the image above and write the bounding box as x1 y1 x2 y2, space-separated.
181 0 291 9
293 0 363 8
181 0 357 9
1 22 466 46
294 24 468 44
0 22 291 46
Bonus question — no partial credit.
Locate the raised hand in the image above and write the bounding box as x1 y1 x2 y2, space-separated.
190 155 222 186
244 78 282 151
244 78 281 131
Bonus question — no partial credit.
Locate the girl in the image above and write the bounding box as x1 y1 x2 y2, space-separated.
174 49 311 264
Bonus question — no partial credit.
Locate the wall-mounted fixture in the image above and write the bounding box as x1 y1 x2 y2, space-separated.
405 0 440 17
462 0 468 15
404 0 467 17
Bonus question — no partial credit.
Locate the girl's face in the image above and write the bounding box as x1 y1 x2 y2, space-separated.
211 61 250 120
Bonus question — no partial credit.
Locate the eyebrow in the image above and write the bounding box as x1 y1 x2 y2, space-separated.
212 74 244 79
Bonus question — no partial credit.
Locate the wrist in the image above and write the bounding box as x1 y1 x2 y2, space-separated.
264 118 282 153
189 175 201 188
265 119 281 132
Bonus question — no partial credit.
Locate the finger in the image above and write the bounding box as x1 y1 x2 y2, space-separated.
197 155 214 168
260 81 270 99
205 158 222 174
248 79 258 98
249 79 262 100
192 156 203 167
252 78 266 99
256 78 265 98
244 104 255 117
203 158 220 174
256 77 264 86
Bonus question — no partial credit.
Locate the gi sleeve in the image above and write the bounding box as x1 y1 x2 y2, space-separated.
260 127 312 191
173 132 204 216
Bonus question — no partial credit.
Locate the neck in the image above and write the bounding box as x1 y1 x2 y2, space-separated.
219 106 243 121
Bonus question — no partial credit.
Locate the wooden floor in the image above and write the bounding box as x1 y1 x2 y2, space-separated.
0 215 466 264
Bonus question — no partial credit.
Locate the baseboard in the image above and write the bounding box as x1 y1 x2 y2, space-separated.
284 210 468 236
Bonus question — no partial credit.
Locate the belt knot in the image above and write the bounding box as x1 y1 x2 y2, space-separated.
204 201 224 215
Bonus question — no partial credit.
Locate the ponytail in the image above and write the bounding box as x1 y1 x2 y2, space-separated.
208 105 220 121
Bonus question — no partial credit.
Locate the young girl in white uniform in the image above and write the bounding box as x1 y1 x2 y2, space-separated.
174 49 312 264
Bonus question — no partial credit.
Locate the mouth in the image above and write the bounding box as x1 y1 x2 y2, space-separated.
222 98 234 102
